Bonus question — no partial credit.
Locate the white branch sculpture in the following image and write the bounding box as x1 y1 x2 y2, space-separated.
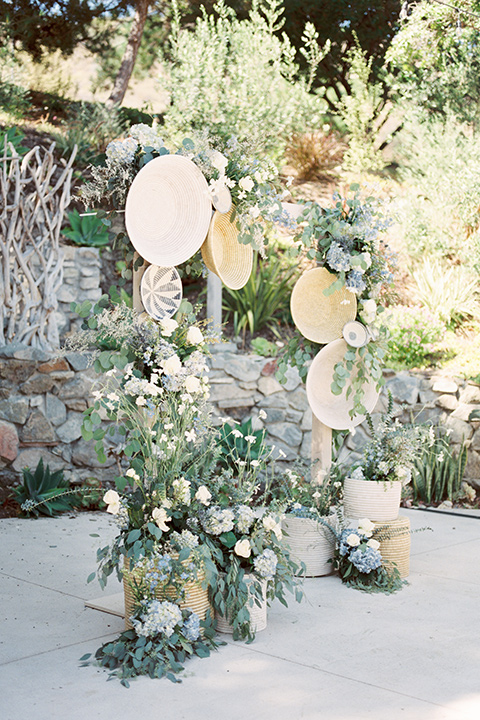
0 141 76 350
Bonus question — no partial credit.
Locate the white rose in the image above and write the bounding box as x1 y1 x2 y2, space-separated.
360 298 377 325
238 176 254 192
263 515 282 540
152 507 170 532
184 375 202 394
162 354 182 375
103 489 120 515
346 533 361 548
367 539 380 551
186 326 204 345
208 149 228 173
195 486 212 505
135 396 147 406
357 518 375 536
234 538 252 558
159 318 178 337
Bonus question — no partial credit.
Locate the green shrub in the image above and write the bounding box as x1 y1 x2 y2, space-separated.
222 250 297 338
161 0 329 160
14 458 76 517
396 116 480 271
62 209 110 248
54 101 126 166
412 258 480 329
0 126 28 156
411 433 468 506
385 305 444 369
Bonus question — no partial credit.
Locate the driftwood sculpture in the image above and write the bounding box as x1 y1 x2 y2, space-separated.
0 141 76 350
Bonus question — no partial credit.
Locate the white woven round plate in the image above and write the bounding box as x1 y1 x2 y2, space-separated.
125 155 212 266
140 265 183 320
306 338 380 430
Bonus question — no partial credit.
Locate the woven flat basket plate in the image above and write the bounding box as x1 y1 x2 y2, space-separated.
140 265 183 320
306 338 380 430
201 208 253 290
125 155 212 267
291 267 357 344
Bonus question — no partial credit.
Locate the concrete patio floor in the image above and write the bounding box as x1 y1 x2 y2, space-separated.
1 508 479 720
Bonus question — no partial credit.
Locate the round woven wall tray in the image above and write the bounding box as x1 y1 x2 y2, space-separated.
290 267 357 344
201 208 253 290
306 338 379 430
125 154 212 267
140 265 183 321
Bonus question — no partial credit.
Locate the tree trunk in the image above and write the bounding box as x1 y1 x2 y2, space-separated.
106 0 150 108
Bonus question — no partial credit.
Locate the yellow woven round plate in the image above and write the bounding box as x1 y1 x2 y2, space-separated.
201 208 253 290
290 267 357 344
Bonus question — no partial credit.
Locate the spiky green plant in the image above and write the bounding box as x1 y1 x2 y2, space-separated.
14 458 76 517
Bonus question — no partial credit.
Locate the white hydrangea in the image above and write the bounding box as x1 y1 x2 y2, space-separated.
132 599 182 638
129 123 164 152
106 137 138 164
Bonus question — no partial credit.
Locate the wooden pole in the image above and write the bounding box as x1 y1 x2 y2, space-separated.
132 253 148 314
311 414 332 484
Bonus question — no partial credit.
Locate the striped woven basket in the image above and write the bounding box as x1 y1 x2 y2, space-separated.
282 515 335 577
373 515 411 579
343 477 402 522
215 574 267 634
123 557 211 631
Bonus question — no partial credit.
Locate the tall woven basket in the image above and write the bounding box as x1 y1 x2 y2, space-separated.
123 558 211 631
282 515 335 577
373 515 411 579
215 574 267 634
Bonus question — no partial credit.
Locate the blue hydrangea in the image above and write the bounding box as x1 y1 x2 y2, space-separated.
182 612 201 642
349 546 382 574
339 528 361 556
142 554 173 592
132 599 182 638
326 241 351 272
236 505 255 533
345 269 367 294
253 548 278 580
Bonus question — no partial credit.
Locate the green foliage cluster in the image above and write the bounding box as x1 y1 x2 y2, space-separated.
54 101 126 167
396 117 480 275
337 35 385 172
386 0 480 126
0 125 28 157
411 434 468 506
222 250 296 338
81 612 219 686
14 458 76 517
62 209 110 248
216 418 266 474
385 305 444 369
162 0 328 159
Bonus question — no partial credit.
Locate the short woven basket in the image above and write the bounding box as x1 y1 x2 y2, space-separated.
123 558 211 631
373 515 411 579
215 574 267 634
282 515 334 577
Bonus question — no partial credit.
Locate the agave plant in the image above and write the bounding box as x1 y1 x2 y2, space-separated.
14 458 76 517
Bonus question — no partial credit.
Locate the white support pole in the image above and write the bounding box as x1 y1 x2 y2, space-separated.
311 414 332 484
132 252 148 314
206 270 223 335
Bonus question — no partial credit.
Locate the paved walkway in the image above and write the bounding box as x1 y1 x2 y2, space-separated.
1 508 479 720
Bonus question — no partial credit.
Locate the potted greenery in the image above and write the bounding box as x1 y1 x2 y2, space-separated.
343 394 430 522
269 463 343 577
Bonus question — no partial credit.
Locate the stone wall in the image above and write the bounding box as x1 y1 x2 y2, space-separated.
0 340 479 497
207 343 480 490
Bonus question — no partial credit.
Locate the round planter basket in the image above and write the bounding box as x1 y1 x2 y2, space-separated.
373 515 411 579
343 477 402 522
282 515 335 577
215 574 267 635
123 558 211 632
